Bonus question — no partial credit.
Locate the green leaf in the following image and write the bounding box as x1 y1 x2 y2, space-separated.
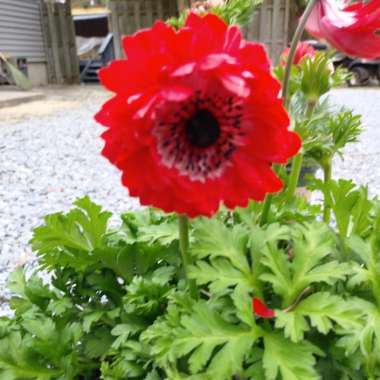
46 297 73 316
83 311 104 333
7 269 54 314
260 222 349 306
309 179 373 239
189 258 251 294
276 292 363 342
212 0 260 26
300 53 332 100
191 219 249 273
179 303 259 378
168 0 260 29
259 242 292 299
147 301 260 379
138 221 179 246
0 316 82 380
101 340 151 378
231 284 255 327
83 327 113 359
111 318 146 350
275 310 309 343
347 234 380 310
123 269 174 317
31 196 112 271
337 302 380 360
0 332 61 379
263 332 322 380
0 55 33 90
329 110 362 154
189 219 253 298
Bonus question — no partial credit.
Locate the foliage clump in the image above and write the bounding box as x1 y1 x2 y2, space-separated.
1 180 380 379
167 0 260 29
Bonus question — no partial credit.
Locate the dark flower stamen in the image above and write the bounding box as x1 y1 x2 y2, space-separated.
186 109 220 148
154 93 245 181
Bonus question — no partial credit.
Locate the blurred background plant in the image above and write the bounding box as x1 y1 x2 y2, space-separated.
167 0 261 28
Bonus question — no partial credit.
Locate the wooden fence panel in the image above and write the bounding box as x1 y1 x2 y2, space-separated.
109 0 289 63
40 0 80 84
176 0 290 63
108 0 179 59
245 0 290 63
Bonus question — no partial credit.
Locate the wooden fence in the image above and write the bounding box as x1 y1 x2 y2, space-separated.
171 0 290 61
245 0 290 63
108 0 179 59
40 0 80 84
109 0 289 63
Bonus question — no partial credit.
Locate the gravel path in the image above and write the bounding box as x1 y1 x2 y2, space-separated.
330 88 380 197
0 86 139 311
0 86 379 311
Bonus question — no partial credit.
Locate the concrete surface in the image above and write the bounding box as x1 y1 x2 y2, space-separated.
0 89 45 109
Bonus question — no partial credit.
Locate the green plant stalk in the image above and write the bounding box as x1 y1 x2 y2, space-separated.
282 0 319 109
178 215 198 299
370 252 380 308
322 157 332 223
365 354 376 380
285 154 304 201
370 215 380 307
285 101 317 201
259 194 273 226
259 0 318 224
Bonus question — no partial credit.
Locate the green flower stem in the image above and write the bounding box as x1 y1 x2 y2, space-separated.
322 157 332 223
259 0 318 225
370 216 380 307
370 252 380 308
178 215 198 299
282 0 319 109
286 153 304 201
259 164 280 226
285 100 316 201
259 194 273 226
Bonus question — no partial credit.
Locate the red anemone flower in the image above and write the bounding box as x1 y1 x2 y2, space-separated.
252 298 276 319
95 13 301 217
280 41 316 66
306 0 380 59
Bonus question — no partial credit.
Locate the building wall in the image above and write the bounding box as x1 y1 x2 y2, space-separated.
0 0 48 85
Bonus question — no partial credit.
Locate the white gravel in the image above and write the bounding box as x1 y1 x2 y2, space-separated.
0 86 379 310
0 86 139 310
330 88 380 197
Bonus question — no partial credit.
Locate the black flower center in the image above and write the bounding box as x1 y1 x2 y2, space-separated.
154 93 245 181
185 109 220 148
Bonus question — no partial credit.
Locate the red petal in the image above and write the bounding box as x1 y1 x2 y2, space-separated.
224 25 243 53
237 42 271 73
171 62 197 77
252 298 275 318
280 42 316 66
160 85 193 102
98 60 154 95
185 12 228 59
199 53 237 71
220 73 250 98
306 0 380 59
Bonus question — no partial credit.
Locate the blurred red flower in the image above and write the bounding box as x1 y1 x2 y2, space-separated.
252 298 275 318
95 13 300 217
306 0 380 59
280 41 317 66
